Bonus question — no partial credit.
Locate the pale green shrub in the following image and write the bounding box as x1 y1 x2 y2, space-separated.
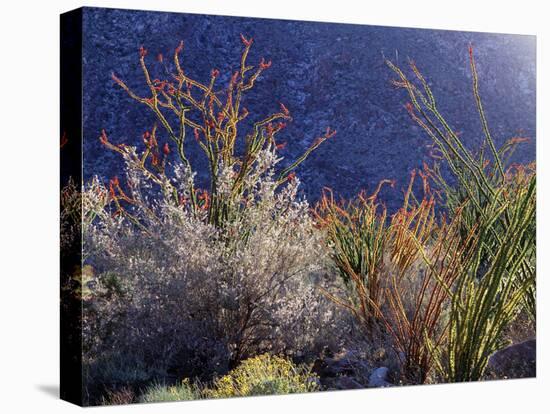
140 380 200 403
82 146 342 387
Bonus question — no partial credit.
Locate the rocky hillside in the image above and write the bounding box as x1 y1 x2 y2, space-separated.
81 7 536 210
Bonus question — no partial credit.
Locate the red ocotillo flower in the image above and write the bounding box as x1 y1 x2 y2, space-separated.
110 176 120 187
230 71 239 87
287 172 296 182
324 126 337 139
153 79 167 91
211 68 220 78
194 128 201 142
280 102 290 116
175 40 184 55
142 130 151 146
509 136 530 145
163 143 170 155
139 45 147 58
100 129 109 145
111 72 126 88
275 141 287 151
197 189 210 210
259 57 272 70
240 34 253 47
272 122 287 135
109 176 120 199
151 153 159 166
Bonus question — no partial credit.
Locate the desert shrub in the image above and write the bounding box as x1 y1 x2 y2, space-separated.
387 48 536 382
82 146 341 394
205 354 319 398
139 379 201 403
81 36 343 398
138 355 318 403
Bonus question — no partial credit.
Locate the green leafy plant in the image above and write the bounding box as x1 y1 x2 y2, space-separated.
436 172 535 382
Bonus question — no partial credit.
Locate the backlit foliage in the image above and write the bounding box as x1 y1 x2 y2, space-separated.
206 354 319 398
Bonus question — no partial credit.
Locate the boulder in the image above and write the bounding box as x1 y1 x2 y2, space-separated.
313 349 361 378
487 339 536 379
334 376 364 390
368 367 393 387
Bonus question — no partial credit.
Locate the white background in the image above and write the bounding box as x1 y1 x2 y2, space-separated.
0 0 547 412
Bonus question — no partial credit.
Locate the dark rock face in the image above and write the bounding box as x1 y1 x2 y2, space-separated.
81 7 535 210
487 339 536 379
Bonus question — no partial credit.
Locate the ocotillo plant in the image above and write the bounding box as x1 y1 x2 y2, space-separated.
429 174 536 382
104 36 335 228
375 170 451 384
386 48 535 321
388 169 436 277
314 181 394 329
387 48 536 381
317 169 463 384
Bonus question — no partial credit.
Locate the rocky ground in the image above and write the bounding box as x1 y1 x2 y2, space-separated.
80 7 536 211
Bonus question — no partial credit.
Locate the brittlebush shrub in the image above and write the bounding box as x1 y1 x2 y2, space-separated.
81 147 341 397
80 36 342 401
205 354 319 398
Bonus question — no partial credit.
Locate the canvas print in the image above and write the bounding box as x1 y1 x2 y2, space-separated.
60 7 536 406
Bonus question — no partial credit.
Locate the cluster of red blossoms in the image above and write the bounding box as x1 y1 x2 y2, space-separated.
102 34 336 221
